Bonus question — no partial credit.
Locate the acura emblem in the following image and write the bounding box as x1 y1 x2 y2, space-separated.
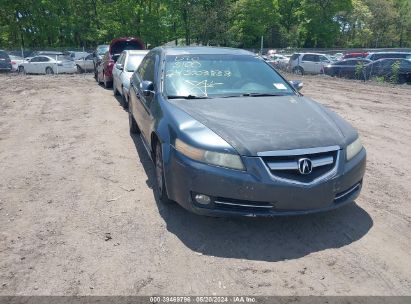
298 158 313 174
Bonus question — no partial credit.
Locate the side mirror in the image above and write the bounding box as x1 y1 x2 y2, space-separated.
115 63 123 70
141 80 154 97
289 80 303 91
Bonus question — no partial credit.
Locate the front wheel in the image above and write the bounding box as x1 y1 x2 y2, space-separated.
293 66 304 75
128 111 139 134
18 66 25 74
154 141 170 202
76 65 83 74
122 88 129 109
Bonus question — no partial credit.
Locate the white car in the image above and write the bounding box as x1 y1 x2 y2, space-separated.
288 53 332 75
112 50 149 107
18 55 77 74
75 53 95 73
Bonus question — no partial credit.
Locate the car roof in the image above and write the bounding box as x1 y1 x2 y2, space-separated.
157 46 255 56
122 50 149 55
300 53 329 56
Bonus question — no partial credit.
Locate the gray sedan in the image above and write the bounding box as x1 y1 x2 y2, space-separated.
128 47 366 217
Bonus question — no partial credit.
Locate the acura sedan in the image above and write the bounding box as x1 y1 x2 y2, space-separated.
128 47 366 216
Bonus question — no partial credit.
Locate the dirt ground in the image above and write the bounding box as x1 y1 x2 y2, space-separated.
0 73 410 296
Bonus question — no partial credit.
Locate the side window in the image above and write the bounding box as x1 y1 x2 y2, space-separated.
30 57 41 62
138 55 155 83
302 54 314 61
41 57 50 62
85 54 93 60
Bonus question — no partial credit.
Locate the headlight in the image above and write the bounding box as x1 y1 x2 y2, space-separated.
175 138 245 171
346 137 363 161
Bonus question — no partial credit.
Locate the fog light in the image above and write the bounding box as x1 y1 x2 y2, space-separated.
194 194 211 205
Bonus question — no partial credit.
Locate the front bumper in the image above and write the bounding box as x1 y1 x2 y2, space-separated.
164 146 366 217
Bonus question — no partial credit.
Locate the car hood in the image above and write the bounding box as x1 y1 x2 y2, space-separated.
169 95 356 156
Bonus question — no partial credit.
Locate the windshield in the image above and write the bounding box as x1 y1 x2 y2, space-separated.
126 55 145 72
97 45 109 55
164 54 295 98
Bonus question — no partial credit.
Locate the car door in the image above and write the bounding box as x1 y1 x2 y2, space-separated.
112 53 121 87
132 53 157 142
32 56 47 73
114 53 125 91
300 54 317 74
84 54 94 70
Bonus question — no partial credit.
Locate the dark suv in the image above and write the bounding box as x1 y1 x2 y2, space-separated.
96 37 144 88
0 50 12 72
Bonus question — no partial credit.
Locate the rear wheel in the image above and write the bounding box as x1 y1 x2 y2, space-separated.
154 141 169 202
103 72 112 88
45 67 54 75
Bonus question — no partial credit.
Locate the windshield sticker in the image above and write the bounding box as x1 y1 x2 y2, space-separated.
273 83 287 90
166 69 232 78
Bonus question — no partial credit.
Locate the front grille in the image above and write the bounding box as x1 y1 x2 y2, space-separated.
260 146 339 183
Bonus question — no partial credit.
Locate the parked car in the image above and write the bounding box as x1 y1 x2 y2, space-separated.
363 58 411 83
343 52 368 59
268 54 291 70
365 52 411 61
112 50 149 107
96 37 144 88
128 46 366 217
9 55 26 72
92 44 109 79
18 55 76 74
0 50 12 72
288 53 332 75
324 59 372 78
75 53 95 73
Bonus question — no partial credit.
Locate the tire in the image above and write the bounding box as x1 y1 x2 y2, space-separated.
103 72 112 88
122 88 129 109
113 80 119 96
154 141 169 202
18 66 25 74
45 67 54 75
128 110 139 134
293 66 304 75
76 65 83 74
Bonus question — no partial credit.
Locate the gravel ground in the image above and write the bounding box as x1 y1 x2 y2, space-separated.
0 73 410 296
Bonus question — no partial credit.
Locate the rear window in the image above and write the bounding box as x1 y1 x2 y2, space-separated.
373 53 409 60
111 40 144 55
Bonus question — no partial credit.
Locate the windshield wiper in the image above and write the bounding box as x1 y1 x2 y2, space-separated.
242 93 287 97
167 95 211 99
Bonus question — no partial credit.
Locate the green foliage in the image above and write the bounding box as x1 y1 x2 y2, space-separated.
0 0 410 49
390 60 400 83
355 61 365 79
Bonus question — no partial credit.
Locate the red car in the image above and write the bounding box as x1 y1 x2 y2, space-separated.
97 37 144 88
343 52 369 59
